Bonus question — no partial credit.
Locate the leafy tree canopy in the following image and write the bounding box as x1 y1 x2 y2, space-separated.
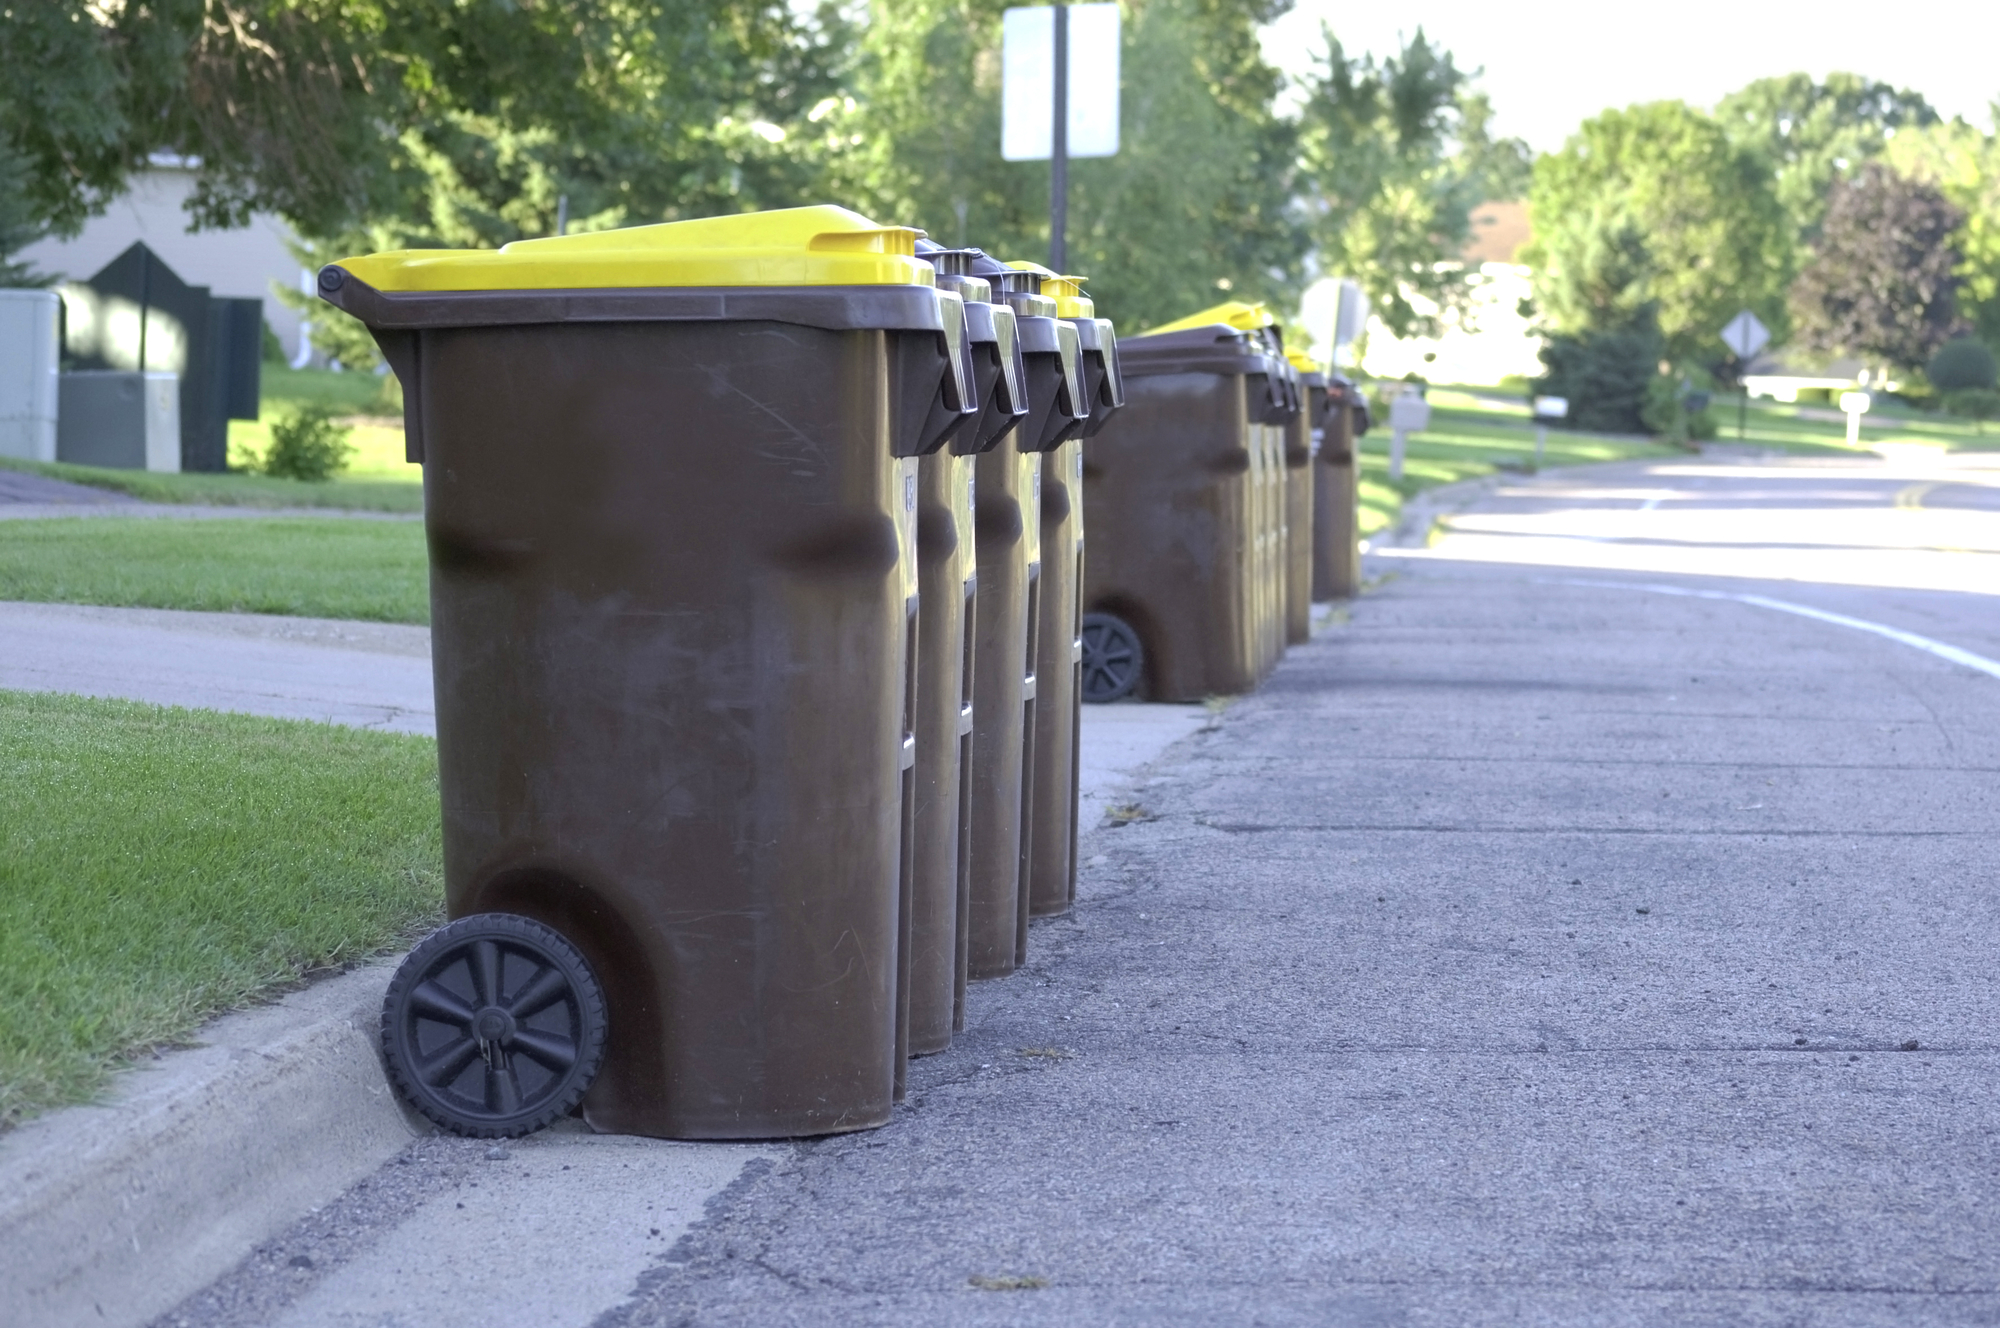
1294 29 1529 338
1524 100 1791 363
830 0 1307 332
1886 116 2000 350
1 0 850 241
1789 162 1966 374
1716 73 1937 250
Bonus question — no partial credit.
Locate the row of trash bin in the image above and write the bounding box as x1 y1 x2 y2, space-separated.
319 205 1369 1141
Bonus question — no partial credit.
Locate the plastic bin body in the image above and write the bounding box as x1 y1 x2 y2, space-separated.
963 261 1086 976
967 435 1041 976
1313 375 1363 601
1284 370 1324 642
320 207 968 1139
56 371 180 472
1083 352 1258 701
0 291 60 462
1026 295 1114 918
907 252 1027 1053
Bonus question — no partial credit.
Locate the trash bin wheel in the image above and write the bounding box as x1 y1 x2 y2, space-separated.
381 913 608 1138
1080 612 1145 703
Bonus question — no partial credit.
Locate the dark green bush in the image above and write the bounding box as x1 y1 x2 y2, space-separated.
1534 309 1663 435
261 405 355 482
1929 338 1998 393
1943 387 2000 431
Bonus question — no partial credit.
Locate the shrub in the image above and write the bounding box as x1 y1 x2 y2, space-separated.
1642 370 1719 444
1534 310 1663 435
1943 387 2000 432
1928 337 1998 393
260 405 355 482
1793 386 1835 407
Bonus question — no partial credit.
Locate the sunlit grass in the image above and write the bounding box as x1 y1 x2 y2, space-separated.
0 690 441 1129
0 518 430 622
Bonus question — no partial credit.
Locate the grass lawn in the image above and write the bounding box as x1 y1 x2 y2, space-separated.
0 690 441 1130
1355 389 1681 535
0 518 430 623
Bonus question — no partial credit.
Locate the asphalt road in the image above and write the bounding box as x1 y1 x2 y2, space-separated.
117 447 2000 1324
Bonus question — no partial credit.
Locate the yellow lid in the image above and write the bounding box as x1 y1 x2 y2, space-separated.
333 205 934 293
1006 261 1095 319
1285 348 1321 374
1144 300 1274 336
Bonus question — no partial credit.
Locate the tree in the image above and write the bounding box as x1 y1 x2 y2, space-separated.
1789 163 1965 375
1716 73 1937 253
1294 29 1530 338
1886 117 2000 350
831 0 1307 332
1 0 850 241
0 142 51 286
1523 101 1791 363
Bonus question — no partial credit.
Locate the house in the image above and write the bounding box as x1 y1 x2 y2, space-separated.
16 156 311 363
1740 352 1891 401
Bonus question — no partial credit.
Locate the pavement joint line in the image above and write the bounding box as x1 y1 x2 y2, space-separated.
1542 578 2000 681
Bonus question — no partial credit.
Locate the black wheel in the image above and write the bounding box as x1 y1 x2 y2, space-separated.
381 913 607 1138
1081 612 1145 703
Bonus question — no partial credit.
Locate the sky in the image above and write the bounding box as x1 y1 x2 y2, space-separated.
1258 0 2000 152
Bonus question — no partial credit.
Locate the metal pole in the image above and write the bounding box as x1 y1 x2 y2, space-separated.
1736 355 1746 441
1050 1 1068 273
556 194 569 237
137 246 151 374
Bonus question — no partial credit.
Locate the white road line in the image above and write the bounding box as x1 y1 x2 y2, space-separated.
1545 577 2000 682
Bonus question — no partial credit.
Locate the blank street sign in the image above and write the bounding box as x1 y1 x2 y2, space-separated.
1720 310 1771 360
1002 5 1121 161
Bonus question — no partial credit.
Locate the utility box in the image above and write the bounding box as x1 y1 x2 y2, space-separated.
57 371 181 472
0 290 61 462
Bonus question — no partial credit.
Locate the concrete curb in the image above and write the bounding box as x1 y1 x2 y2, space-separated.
0 962 422 1328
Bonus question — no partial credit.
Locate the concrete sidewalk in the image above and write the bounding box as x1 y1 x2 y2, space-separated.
0 601 1210 1328
555 450 1996 1326
14 448 2000 1325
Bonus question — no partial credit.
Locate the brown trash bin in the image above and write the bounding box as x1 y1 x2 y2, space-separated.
1283 349 1324 644
1313 373 1367 602
1079 302 1294 704
962 256 1085 977
907 242 1027 1055
1007 264 1124 918
321 206 975 1140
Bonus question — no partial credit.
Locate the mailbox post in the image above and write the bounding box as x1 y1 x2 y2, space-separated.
1532 394 1568 464
1386 388 1430 481
1840 390 1871 449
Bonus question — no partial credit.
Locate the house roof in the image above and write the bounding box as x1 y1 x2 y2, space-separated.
1463 200 1530 264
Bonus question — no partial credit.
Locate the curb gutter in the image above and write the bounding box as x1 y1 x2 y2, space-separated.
0 961 420 1328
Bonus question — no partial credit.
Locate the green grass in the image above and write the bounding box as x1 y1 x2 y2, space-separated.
1354 390 1681 535
0 454 424 512
229 364 417 482
0 518 430 623
0 690 442 1129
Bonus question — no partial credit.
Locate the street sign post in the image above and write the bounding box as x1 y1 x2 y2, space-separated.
1002 4 1120 271
1719 310 1770 441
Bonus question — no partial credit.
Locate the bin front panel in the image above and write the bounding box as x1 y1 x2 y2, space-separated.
1081 370 1257 702
420 319 907 1140
966 437 1040 978
1028 437 1083 917
1313 381 1361 601
909 449 974 1053
1284 387 1316 643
